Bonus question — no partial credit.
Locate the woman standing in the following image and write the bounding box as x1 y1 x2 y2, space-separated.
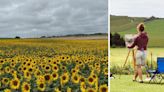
128 23 149 83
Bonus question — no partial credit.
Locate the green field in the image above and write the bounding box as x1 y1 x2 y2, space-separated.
110 15 145 32
110 48 164 66
110 15 164 92
111 75 164 92
111 15 164 47
110 48 164 92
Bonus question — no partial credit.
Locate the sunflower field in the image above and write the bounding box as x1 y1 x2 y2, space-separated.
0 39 108 92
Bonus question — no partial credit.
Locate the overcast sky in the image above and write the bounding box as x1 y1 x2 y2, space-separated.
111 0 164 18
0 0 107 38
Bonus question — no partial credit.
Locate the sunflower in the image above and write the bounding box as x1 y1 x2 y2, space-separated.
99 84 108 92
103 68 108 76
28 67 34 74
61 65 66 71
0 59 4 65
21 82 31 92
91 74 97 80
2 78 9 85
22 61 27 65
87 76 95 86
80 77 85 83
71 74 80 84
4 66 11 73
44 74 52 84
36 75 45 83
67 87 72 92
60 72 69 86
18 66 23 72
22 66 28 72
24 71 31 81
61 56 66 61
95 63 100 67
48 59 52 64
10 78 20 89
52 72 58 81
78 61 83 66
44 65 51 73
86 88 96 92
4 89 11 92
26 62 32 67
51 60 57 65
11 71 17 78
54 87 61 92
52 65 59 72
41 64 46 69
80 82 86 92
34 70 42 77
10 62 16 68
71 68 79 74
37 81 46 91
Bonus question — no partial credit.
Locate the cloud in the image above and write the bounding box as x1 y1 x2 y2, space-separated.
111 0 164 17
0 0 107 38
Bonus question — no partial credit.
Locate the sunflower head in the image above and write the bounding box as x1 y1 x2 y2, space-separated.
87 76 95 86
99 84 108 92
60 72 69 86
86 88 96 92
52 65 59 72
37 82 45 91
22 82 31 92
52 72 58 81
2 78 10 85
4 89 11 92
44 65 51 72
71 74 80 84
10 78 20 89
44 74 52 83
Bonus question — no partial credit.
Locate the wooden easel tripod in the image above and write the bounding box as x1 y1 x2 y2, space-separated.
119 49 136 79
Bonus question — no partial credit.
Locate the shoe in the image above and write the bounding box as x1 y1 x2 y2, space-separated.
133 79 137 82
145 78 151 81
139 80 144 83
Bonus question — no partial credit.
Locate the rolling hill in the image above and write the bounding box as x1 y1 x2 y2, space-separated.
110 15 164 47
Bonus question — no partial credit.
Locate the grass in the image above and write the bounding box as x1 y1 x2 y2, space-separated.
110 48 164 66
110 75 164 92
111 15 164 47
110 15 145 32
117 19 164 47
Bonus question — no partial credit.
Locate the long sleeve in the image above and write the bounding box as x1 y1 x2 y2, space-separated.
128 38 137 48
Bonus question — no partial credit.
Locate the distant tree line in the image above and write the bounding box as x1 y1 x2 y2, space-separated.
15 36 21 39
144 16 160 22
110 33 125 47
40 33 108 38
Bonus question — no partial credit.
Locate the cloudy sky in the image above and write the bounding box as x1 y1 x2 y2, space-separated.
111 0 164 18
0 0 107 38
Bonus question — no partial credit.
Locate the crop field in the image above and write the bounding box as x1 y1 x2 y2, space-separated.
0 38 108 92
110 48 164 66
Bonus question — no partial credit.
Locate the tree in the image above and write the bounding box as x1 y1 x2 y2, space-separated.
15 36 20 39
110 32 125 47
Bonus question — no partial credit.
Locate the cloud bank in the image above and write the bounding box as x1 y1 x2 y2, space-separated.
0 0 108 38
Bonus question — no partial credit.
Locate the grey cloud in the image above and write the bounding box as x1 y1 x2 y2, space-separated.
0 0 107 38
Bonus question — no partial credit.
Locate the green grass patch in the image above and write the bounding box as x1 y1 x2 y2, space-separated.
111 75 164 92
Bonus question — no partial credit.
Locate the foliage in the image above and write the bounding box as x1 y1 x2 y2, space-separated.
110 32 125 47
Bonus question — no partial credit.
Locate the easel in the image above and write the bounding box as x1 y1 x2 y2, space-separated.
119 49 136 79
